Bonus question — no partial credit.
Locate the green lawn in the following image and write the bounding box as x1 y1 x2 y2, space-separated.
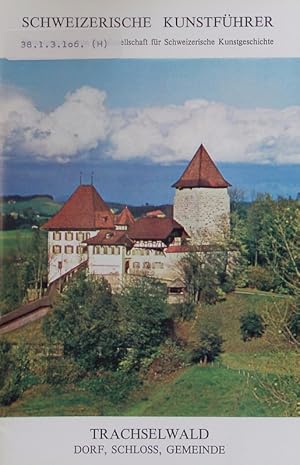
124 365 286 417
1 363 294 417
0 229 46 259
0 229 33 257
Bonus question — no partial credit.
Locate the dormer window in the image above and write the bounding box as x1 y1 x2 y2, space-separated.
105 232 113 239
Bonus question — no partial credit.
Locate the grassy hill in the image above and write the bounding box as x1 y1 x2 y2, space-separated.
1 292 298 417
1 195 62 217
0 229 37 259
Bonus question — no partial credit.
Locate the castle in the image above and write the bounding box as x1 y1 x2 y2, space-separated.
43 144 231 292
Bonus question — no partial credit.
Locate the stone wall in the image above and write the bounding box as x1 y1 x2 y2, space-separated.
174 187 230 242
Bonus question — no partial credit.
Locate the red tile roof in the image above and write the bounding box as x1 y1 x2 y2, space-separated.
42 185 114 230
128 217 188 241
172 144 231 189
114 206 135 226
85 230 134 247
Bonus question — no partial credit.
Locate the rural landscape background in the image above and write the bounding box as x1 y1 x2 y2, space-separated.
0 192 299 417
0 58 299 416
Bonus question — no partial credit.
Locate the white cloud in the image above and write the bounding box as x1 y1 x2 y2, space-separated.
1 85 300 165
0 86 110 161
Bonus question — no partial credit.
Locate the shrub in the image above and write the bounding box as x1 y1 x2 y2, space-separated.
240 311 265 341
46 357 86 385
147 340 188 379
0 340 13 390
191 329 223 364
219 274 236 293
0 343 33 406
175 300 196 321
80 370 140 405
247 266 276 291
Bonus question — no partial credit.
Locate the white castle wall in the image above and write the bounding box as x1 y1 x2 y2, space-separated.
126 248 187 284
48 230 97 283
126 248 166 279
174 187 230 242
88 245 124 276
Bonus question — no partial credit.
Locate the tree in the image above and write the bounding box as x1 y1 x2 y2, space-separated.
0 229 48 314
0 341 31 406
244 196 299 295
43 272 120 372
245 194 274 267
180 250 224 304
119 276 168 366
257 199 300 296
251 300 300 416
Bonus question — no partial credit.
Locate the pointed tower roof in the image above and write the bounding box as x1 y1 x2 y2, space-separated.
42 185 114 230
172 144 231 189
114 206 135 226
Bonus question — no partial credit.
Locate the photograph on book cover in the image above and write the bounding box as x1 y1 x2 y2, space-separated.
0 0 299 464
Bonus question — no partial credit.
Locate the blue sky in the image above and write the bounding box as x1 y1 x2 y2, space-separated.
1 58 300 203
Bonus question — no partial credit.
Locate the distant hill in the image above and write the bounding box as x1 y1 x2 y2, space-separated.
0 194 173 230
0 195 62 221
1 194 54 202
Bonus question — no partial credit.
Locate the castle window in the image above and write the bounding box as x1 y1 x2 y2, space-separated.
65 232 73 241
146 249 150 255
52 245 61 254
133 262 140 269
116 247 120 255
126 249 131 256
103 246 108 254
65 245 73 254
86 233 90 239
111 246 115 255
53 232 61 241
76 232 84 241
93 246 101 254
76 246 85 254
143 262 151 269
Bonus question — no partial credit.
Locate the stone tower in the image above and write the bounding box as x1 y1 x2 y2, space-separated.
172 144 231 243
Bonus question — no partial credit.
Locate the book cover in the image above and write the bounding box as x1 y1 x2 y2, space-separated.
0 0 299 464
